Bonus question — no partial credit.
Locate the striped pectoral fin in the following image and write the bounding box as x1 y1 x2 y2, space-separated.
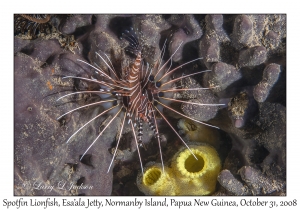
137 119 147 150
130 121 144 174
148 104 165 173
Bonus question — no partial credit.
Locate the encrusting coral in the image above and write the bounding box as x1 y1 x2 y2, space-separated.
136 143 221 195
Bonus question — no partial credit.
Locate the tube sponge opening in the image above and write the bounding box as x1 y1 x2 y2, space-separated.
137 143 221 195
143 167 162 186
172 144 221 195
136 163 177 195
185 153 204 173
171 144 221 195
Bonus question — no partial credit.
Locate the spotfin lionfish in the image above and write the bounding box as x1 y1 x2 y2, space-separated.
56 28 224 174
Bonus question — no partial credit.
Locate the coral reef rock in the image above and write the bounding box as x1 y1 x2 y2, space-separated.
14 14 286 196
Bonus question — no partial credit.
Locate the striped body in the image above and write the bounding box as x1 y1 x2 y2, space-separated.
125 51 152 126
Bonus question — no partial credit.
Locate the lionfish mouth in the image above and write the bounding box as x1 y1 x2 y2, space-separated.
56 28 225 174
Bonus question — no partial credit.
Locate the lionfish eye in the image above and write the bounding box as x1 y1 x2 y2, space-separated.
155 81 161 88
149 75 154 82
158 92 164 97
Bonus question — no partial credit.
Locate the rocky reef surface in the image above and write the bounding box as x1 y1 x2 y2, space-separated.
14 14 286 195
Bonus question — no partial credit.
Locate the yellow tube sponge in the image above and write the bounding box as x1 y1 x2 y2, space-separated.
172 144 221 195
136 143 221 195
178 119 220 149
136 162 177 195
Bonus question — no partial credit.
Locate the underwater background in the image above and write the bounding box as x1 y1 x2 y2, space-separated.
14 14 286 196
